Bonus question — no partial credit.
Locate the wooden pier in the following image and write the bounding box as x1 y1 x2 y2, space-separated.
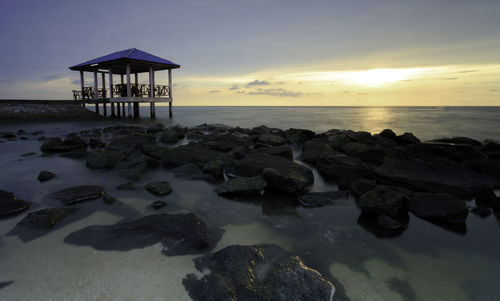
69 48 180 119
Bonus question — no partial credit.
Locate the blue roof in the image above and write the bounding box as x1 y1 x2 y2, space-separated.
69 48 180 72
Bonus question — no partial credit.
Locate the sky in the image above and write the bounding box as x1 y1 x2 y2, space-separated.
0 0 499 106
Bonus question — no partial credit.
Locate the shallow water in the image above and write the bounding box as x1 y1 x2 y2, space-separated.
1 108 500 300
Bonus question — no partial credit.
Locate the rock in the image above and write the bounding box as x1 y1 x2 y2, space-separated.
317 156 372 181
86 150 125 169
409 192 469 223
17 208 77 229
107 132 156 155
257 133 287 146
395 132 420 145
202 159 224 177
357 212 408 238
40 137 63 153
358 186 409 217
492 197 500 212
201 133 251 151
431 137 481 146
146 123 165 134
341 142 388 165
89 138 105 149
116 182 135 190
378 129 397 140
482 140 500 152
102 193 118 204
114 152 150 181
471 206 491 218
300 138 337 165
174 164 213 181
215 176 267 196
160 130 182 143
21 152 36 157
52 185 105 205
475 189 496 207
263 167 313 194
161 144 220 168
186 130 205 141
405 142 468 163
375 156 496 198
150 201 167 209
145 181 172 196
64 213 223 255
227 153 313 183
2 132 16 138
253 145 293 161
183 244 333 301
350 179 376 197
37 170 56 182
0 189 31 218
284 128 315 144
298 191 349 207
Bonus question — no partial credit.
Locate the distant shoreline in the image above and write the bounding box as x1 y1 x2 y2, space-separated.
0 100 103 121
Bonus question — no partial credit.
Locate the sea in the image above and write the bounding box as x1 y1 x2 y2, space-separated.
0 106 499 301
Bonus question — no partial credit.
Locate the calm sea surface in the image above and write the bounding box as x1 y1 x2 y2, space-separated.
0 106 499 300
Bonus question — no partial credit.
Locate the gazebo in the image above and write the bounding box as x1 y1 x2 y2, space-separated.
69 48 180 118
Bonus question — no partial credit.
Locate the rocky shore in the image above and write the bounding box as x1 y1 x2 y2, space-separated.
1 121 500 299
0 100 102 121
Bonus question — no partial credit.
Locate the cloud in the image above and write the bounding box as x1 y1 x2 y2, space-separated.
442 77 458 80
43 74 62 82
209 90 220 93
490 89 498 92
71 79 81 85
276 81 285 85
228 84 239 90
246 80 270 87
457 70 480 73
247 88 303 97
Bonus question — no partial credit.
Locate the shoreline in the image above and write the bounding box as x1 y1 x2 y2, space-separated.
0 100 104 121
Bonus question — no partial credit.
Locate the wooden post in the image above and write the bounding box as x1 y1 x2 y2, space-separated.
80 71 85 108
101 72 107 116
168 69 172 118
149 67 155 118
116 102 120 117
93 70 99 114
126 64 132 118
109 70 115 117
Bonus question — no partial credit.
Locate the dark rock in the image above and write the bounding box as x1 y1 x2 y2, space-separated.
375 156 496 198
86 150 126 169
116 182 135 190
37 170 56 182
151 201 167 209
482 140 500 152
378 129 397 140
215 176 267 195
114 152 150 181
17 208 77 229
227 153 312 180
298 191 349 207
253 145 293 160
201 133 251 151
40 137 63 153
405 142 468 163
326 131 357 149
395 132 420 145
257 133 287 146
145 181 172 196
284 128 315 144
341 142 388 165
146 123 165 134
0 281 13 290
59 149 88 159
475 189 497 207
2 132 16 138
52 185 105 205
263 167 312 194
174 164 213 181
202 159 224 177
471 206 491 218
317 156 372 181
102 193 118 204
21 152 36 156
358 185 409 217
301 138 337 164
89 138 105 149
431 137 481 146
0 189 31 218
64 213 223 255
409 192 469 223
186 130 205 141
107 133 155 155
491 197 500 212
183 244 333 301
160 125 187 143
161 144 220 168
350 179 376 198
357 212 408 238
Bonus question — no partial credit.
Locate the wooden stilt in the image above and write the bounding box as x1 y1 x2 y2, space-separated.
95 103 99 114
122 102 126 116
150 102 155 118
128 102 132 118
117 103 121 117
169 102 172 118
111 102 115 117
103 103 107 116
133 102 139 118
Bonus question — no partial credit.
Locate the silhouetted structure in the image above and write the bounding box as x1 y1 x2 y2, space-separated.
69 48 180 118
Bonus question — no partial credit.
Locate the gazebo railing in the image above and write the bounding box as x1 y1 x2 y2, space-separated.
73 84 170 100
